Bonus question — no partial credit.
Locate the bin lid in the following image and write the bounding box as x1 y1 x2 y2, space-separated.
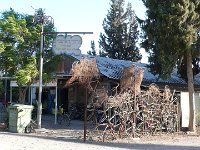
8 104 34 109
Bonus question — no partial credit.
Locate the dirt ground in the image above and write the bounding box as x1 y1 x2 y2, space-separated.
0 115 200 150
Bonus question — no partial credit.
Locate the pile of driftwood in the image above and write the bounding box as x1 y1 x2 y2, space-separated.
67 57 178 142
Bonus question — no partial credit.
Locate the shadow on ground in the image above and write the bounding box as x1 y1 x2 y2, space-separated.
41 114 84 130
0 131 199 150
0 115 199 150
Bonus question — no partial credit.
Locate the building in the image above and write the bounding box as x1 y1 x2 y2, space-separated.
8 54 200 127
56 54 200 128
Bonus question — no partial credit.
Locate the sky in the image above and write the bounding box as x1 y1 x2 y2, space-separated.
0 0 148 62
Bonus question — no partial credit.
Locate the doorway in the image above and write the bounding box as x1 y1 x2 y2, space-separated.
59 87 68 112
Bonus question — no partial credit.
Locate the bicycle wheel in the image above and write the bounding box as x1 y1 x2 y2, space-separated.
25 123 33 133
63 115 70 126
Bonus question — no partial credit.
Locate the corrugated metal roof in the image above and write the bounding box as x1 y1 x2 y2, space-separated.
69 54 200 85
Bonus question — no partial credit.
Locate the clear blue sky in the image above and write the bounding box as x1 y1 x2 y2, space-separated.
1 0 148 62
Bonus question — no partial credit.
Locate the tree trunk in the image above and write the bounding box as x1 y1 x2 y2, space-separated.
18 86 28 104
187 49 196 132
18 86 24 104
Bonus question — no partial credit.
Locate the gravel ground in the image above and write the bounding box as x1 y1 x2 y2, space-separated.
0 115 200 150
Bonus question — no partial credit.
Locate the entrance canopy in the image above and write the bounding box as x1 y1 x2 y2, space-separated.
10 80 58 124
10 80 57 87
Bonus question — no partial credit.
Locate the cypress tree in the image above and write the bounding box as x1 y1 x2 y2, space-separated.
99 0 141 61
140 0 200 131
87 40 97 56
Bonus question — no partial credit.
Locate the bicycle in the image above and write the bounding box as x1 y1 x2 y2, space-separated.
57 106 70 126
25 119 37 133
25 107 38 133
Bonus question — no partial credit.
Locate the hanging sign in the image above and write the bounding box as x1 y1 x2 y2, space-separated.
53 35 82 55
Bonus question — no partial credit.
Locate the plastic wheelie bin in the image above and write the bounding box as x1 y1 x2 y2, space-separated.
8 104 33 133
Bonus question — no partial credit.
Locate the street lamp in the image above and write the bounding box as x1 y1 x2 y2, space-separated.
33 8 54 128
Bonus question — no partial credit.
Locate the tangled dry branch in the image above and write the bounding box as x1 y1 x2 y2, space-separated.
66 57 99 86
66 58 178 142
87 83 178 142
120 65 144 96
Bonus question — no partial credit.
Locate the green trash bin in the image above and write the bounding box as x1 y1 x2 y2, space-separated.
8 104 33 133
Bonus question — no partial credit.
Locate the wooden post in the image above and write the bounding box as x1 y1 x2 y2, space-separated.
133 97 136 138
84 88 88 142
133 77 136 138
177 98 180 132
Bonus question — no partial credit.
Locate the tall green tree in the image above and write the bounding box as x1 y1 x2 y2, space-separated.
99 0 142 61
140 0 200 131
0 8 61 104
87 40 97 56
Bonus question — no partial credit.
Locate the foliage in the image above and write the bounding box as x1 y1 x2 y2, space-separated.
140 0 200 79
15 57 38 86
0 8 61 103
87 40 97 56
140 0 200 131
99 0 141 61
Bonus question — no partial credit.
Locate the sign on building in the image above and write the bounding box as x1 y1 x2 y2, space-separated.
53 35 82 55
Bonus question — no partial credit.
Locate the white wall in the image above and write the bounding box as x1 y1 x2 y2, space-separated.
181 92 200 127
194 93 200 126
180 92 190 127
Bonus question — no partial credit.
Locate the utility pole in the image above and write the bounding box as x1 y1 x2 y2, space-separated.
33 8 93 138
52 32 93 142
33 8 54 129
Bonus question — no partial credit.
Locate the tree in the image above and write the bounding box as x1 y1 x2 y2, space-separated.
99 0 142 62
140 0 200 131
0 8 61 104
87 40 97 56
